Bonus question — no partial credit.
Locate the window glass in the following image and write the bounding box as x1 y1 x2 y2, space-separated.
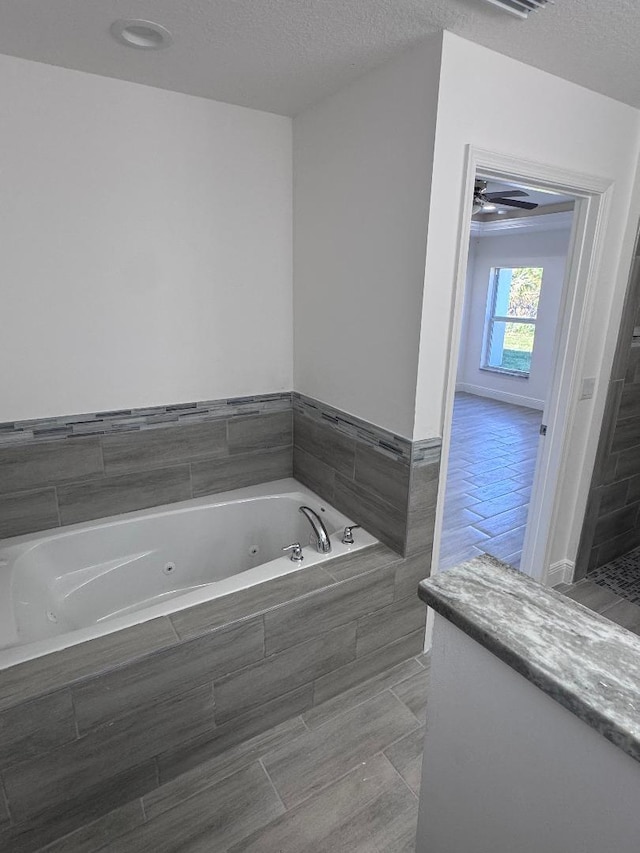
483 267 543 375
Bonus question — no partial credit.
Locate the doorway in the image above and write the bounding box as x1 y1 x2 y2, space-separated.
430 148 613 588
439 179 575 571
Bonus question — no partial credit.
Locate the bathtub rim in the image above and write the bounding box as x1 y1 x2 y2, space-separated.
0 478 378 670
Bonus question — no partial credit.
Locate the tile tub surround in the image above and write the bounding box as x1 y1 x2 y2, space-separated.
0 393 441 555
576 229 640 577
420 555 640 765
0 394 293 538
0 542 429 852
0 391 442 547
293 393 441 555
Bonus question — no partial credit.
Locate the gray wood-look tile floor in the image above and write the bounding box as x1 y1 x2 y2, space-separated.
441 393 640 635
557 578 640 635
43 654 430 853
440 392 542 571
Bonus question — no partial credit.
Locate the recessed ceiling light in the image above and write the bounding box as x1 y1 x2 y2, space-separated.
110 19 173 50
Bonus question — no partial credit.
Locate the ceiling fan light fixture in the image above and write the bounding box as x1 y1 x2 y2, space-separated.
473 181 539 214
478 0 553 19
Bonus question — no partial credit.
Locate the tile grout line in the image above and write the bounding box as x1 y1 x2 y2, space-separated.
167 615 181 642
68 689 82 741
299 714 311 731
97 437 106 476
257 757 288 814
389 666 429 709
144 714 311 823
53 484 62 528
137 758 264 834
383 716 424 754
305 666 425 733
260 744 409 817
78 798 148 853
380 748 421 802
0 777 12 825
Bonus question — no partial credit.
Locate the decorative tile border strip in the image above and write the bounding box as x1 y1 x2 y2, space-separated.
294 393 441 464
0 391 443 462
411 438 442 466
0 393 293 447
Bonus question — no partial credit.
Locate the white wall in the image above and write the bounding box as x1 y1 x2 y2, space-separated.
292 37 442 438
0 54 293 421
413 33 640 568
457 228 572 410
417 617 640 853
415 34 640 438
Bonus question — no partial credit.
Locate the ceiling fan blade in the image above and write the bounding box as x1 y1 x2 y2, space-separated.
483 190 528 200
495 198 539 210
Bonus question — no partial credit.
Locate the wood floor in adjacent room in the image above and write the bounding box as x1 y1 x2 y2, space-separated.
441 393 640 632
440 392 542 571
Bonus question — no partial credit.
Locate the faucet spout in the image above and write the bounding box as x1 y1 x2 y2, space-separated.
299 506 332 554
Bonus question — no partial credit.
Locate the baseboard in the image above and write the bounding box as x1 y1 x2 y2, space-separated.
545 559 575 587
456 382 544 411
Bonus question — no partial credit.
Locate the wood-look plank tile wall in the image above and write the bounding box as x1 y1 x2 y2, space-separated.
577 230 640 577
0 393 442 553
293 401 440 557
0 412 293 539
0 544 429 852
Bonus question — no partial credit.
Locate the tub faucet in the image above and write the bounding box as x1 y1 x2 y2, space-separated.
299 506 332 554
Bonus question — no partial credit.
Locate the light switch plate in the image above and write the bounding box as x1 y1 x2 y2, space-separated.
580 377 596 400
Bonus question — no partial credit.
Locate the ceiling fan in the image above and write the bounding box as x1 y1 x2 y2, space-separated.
473 180 539 214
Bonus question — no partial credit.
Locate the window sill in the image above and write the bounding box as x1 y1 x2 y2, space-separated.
479 366 530 379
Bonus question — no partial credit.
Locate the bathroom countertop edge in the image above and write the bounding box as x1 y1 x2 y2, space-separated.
419 555 640 766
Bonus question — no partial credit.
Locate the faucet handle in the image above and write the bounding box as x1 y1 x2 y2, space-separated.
282 542 304 562
342 524 361 545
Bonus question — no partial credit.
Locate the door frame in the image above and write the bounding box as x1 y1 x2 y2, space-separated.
431 146 612 589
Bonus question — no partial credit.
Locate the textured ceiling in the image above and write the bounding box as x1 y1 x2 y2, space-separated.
0 0 638 116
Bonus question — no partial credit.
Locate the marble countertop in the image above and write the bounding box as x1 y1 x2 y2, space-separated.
419 555 640 764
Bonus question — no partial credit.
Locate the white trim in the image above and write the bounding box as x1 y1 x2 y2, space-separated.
470 211 573 236
431 145 613 596
455 382 544 411
423 607 434 653
545 559 575 587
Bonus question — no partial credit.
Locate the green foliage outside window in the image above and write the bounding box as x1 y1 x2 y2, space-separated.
485 267 543 374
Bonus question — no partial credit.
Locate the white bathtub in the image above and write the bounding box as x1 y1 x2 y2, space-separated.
0 478 376 668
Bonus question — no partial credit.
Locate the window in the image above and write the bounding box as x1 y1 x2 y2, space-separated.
482 266 543 376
